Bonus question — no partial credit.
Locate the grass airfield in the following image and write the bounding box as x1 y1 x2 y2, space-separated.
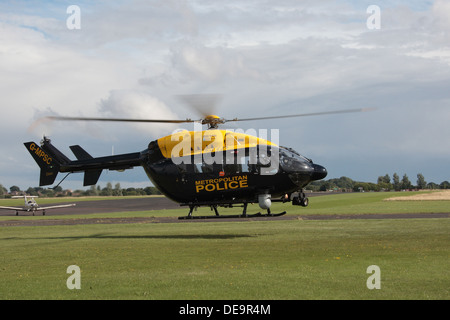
0 192 449 300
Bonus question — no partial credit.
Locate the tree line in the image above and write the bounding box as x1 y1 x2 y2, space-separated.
1 173 449 198
307 173 450 192
0 182 161 198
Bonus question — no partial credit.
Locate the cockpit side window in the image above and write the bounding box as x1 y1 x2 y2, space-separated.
280 147 312 163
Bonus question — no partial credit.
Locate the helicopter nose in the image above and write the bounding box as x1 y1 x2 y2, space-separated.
311 164 327 181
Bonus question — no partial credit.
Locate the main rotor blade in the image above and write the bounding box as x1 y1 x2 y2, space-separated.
225 108 375 122
43 116 198 124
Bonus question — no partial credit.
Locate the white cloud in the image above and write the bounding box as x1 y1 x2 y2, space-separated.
1 0 450 190
99 90 179 136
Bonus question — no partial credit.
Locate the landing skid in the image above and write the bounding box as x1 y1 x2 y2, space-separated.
178 211 287 220
178 202 287 220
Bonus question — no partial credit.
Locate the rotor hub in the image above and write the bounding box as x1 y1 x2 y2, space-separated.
201 115 225 129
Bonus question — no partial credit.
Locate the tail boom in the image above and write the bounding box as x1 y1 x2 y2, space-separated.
25 138 143 186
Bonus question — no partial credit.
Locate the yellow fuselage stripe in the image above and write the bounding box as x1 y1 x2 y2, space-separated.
157 130 276 159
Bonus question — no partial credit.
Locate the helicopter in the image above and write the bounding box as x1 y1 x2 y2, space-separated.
25 104 371 219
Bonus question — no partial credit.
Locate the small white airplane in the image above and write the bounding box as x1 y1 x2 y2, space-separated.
0 195 76 216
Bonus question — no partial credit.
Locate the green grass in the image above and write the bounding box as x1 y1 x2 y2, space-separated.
1 219 448 299
292 191 450 215
0 192 449 300
1 192 449 222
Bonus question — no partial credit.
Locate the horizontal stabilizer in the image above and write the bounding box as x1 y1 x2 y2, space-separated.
70 145 102 185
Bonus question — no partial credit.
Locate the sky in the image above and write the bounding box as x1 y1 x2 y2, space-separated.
0 0 449 191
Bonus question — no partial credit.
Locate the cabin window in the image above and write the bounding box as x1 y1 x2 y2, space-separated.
174 148 282 175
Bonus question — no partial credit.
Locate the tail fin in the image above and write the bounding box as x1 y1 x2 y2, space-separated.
24 141 61 186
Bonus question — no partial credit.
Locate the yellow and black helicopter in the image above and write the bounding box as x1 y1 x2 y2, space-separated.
25 104 369 219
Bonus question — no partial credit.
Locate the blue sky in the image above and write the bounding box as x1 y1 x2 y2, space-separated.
1 0 449 190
